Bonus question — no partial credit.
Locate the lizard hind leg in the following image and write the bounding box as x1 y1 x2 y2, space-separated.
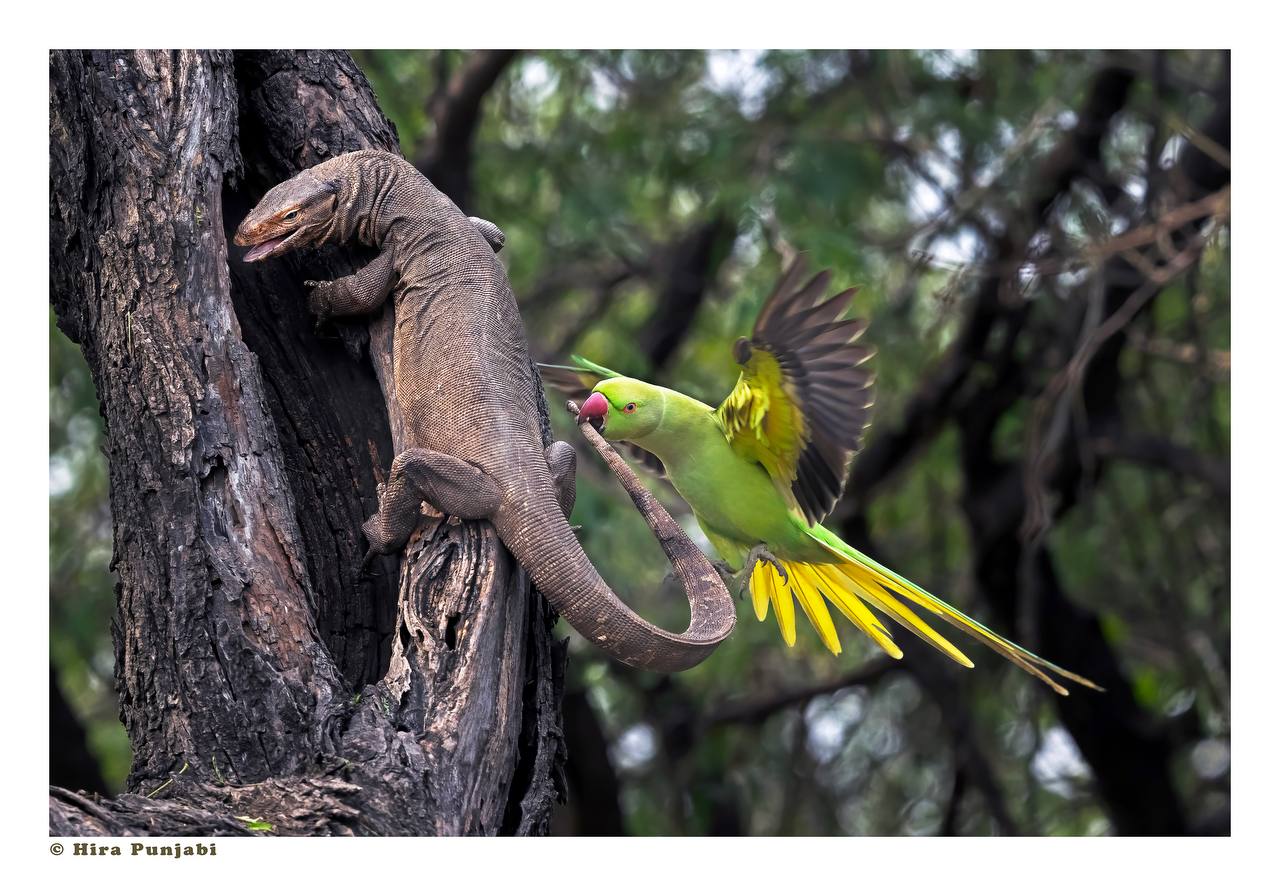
362 448 502 555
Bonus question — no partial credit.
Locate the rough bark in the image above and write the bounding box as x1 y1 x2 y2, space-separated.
49 49 564 837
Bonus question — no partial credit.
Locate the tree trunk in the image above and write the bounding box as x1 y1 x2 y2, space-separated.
49 49 565 837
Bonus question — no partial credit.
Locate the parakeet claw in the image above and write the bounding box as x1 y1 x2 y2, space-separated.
743 543 788 584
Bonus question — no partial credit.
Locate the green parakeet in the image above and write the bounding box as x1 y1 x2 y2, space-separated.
543 258 1098 694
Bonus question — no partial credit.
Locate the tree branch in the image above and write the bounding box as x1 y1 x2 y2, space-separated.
417 49 520 211
641 215 736 370
706 658 898 728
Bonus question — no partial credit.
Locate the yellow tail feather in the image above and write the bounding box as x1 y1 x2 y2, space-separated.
811 537 1101 695
749 562 771 622
749 545 1102 695
797 563 901 659
790 565 843 654
749 560 904 659
752 561 797 647
823 566 974 669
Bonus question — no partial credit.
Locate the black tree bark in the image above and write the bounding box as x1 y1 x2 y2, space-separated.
49 49 564 836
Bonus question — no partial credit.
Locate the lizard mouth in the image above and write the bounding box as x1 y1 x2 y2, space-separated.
242 231 299 263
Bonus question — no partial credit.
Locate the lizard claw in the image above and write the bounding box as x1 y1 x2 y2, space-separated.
304 280 334 324
352 547 381 584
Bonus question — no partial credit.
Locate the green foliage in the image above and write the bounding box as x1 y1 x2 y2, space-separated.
49 309 129 792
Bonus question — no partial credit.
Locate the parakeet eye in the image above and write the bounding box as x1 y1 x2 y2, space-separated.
283 209 299 221
624 402 637 413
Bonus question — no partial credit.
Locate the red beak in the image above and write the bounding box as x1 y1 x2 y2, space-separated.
579 392 609 425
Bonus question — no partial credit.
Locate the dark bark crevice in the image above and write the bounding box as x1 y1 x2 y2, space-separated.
226 50 403 689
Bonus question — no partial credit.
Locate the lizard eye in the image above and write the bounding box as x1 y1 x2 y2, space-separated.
624 402 637 413
283 209 299 221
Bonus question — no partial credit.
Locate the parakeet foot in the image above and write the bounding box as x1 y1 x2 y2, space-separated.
743 544 788 584
712 560 737 584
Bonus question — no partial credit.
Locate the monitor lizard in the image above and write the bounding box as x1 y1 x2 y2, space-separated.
234 150 735 672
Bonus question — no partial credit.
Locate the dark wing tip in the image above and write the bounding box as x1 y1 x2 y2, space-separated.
538 363 597 402
751 257 878 523
623 443 667 479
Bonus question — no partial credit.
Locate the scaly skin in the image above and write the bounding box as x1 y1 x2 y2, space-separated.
235 150 735 672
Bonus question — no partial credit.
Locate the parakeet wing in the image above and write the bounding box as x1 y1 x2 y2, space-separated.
538 356 667 477
714 257 874 525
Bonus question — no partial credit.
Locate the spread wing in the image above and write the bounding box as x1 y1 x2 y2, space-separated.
714 257 874 525
538 356 667 477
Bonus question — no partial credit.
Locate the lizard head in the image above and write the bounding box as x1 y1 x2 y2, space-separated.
234 169 340 262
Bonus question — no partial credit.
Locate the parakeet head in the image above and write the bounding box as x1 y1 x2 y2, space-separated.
578 378 665 441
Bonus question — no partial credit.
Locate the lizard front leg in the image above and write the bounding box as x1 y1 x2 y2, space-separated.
306 247 397 322
362 448 502 556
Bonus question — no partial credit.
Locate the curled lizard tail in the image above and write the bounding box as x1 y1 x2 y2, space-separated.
495 402 736 673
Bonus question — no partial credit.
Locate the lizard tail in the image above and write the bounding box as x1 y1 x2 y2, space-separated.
494 409 736 673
